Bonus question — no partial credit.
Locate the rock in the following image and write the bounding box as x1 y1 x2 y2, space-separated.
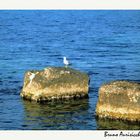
96 118 140 130
20 67 89 102
96 80 140 122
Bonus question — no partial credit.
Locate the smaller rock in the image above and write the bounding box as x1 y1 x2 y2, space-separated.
96 80 140 122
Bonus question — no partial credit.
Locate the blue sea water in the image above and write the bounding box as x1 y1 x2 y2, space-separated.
0 10 140 130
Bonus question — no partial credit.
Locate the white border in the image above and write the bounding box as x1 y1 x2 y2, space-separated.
0 0 139 140
0 131 140 140
0 0 140 9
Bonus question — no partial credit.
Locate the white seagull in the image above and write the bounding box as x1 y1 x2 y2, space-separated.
28 72 36 86
63 57 69 67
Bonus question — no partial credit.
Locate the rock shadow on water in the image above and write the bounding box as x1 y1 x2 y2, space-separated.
96 117 140 130
21 98 90 130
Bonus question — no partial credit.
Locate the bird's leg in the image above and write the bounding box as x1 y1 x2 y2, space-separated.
28 81 31 87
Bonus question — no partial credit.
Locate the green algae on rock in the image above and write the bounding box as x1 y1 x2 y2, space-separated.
20 67 89 102
96 81 140 122
96 117 140 130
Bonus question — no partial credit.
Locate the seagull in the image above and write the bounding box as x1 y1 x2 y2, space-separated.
63 57 69 67
28 72 36 86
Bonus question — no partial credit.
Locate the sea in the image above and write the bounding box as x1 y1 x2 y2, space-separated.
0 10 140 130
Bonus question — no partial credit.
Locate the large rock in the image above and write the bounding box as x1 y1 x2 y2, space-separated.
96 118 140 130
20 67 89 102
96 81 140 122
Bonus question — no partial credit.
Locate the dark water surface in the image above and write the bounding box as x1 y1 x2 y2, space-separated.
0 10 140 130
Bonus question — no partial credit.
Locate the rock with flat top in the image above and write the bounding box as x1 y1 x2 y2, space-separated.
20 67 89 102
96 80 140 122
